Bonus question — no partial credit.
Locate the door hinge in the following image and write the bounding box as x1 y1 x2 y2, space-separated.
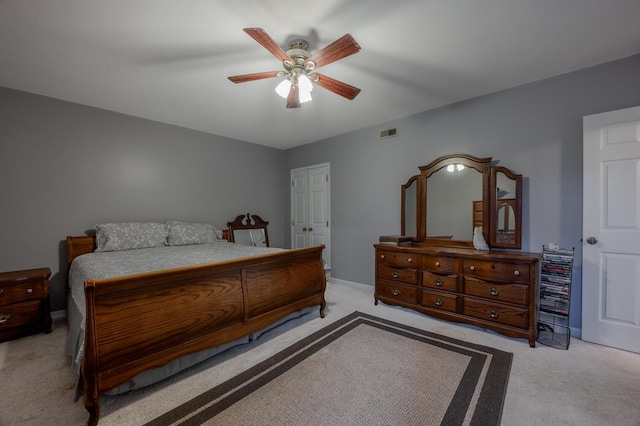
326 221 329 227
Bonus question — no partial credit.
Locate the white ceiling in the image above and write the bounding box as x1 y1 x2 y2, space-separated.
1 1 639 150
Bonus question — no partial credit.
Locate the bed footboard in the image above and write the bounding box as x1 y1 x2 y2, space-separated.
81 245 326 426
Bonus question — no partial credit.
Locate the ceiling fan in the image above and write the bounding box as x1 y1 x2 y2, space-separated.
228 28 361 108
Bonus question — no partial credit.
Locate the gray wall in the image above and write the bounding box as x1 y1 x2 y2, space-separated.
283 54 640 334
0 87 285 312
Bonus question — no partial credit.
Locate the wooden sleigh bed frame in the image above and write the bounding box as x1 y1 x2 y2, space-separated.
66 235 326 426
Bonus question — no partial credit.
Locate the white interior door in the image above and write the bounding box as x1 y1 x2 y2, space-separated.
291 163 330 269
582 105 640 353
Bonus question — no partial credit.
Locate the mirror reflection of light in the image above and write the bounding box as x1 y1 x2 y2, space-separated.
446 164 465 172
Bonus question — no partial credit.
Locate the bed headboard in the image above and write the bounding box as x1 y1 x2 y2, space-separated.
66 236 96 268
66 230 231 268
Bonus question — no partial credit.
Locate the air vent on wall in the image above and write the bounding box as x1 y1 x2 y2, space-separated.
380 128 397 139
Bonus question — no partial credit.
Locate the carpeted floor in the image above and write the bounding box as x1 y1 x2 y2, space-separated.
1 280 640 426
145 312 512 426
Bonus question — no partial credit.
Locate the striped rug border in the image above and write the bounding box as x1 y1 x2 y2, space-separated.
144 312 512 426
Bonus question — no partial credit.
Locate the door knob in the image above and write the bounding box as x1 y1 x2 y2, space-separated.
586 237 598 245
302 227 307 231
308 227 313 232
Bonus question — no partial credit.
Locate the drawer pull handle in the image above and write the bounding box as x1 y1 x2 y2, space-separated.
514 270 520 276
469 265 476 271
392 289 400 296
407 257 412 263
488 287 500 296
0 314 10 324
380 254 385 259
435 278 444 286
488 309 499 319
435 261 440 267
392 272 400 279
26 288 33 294
434 298 443 307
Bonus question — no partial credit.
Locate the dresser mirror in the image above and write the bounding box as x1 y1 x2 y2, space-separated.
401 175 419 237
227 213 270 247
400 153 522 249
490 166 522 248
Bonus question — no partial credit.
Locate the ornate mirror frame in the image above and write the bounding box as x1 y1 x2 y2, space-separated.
401 153 523 249
489 166 522 249
227 213 270 247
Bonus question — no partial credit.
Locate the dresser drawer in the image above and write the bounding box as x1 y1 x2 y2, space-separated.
0 300 42 331
464 277 529 306
423 271 458 292
463 297 528 329
0 282 43 305
462 259 530 284
377 264 417 285
422 255 456 274
376 281 418 305
377 250 417 267
421 289 458 312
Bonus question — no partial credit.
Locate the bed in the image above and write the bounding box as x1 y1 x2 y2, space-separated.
65 221 326 426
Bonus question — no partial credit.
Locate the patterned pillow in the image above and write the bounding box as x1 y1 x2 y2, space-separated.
167 221 222 246
95 222 168 252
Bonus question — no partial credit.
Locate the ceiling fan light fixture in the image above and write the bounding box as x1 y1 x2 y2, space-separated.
275 79 291 99
229 28 361 108
298 74 313 103
275 74 313 103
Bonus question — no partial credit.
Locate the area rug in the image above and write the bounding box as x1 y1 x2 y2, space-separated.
144 311 512 426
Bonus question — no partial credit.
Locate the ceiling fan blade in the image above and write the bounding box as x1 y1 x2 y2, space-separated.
312 73 361 100
305 34 361 69
286 83 301 109
243 28 291 63
228 71 284 84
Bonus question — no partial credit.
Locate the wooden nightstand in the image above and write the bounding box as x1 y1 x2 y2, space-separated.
0 268 52 342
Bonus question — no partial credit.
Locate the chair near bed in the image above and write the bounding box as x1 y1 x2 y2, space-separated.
66 221 326 426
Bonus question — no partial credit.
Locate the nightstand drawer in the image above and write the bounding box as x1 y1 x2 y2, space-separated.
462 259 530 284
377 264 417 285
0 267 51 341
0 282 43 305
377 250 417 267
0 300 42 331
423 271 458 292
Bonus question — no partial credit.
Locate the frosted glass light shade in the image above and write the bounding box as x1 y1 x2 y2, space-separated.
275 75 313 103
275 79 291 98
298 75 313 103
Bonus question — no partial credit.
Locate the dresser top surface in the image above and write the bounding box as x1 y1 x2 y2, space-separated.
374 244 541 263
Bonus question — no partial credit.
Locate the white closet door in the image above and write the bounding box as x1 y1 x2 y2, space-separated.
291 163 330 269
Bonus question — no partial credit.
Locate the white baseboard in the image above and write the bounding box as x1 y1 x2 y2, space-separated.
51 310 67 320
328 277 372 291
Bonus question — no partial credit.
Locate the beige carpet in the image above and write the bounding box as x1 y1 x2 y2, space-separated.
2 280 640 426
144 312 512 426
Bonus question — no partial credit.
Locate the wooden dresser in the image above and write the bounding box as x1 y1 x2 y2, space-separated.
0 268 52 342
375 244 541 347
